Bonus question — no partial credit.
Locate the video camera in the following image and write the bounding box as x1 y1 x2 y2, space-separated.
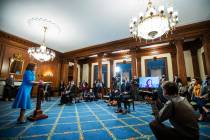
143 90 159 101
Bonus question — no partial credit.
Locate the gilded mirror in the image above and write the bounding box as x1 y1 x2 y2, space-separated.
9 54 24 75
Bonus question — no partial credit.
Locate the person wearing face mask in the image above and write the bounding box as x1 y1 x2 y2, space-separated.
196 76 210 121
149 82 199 140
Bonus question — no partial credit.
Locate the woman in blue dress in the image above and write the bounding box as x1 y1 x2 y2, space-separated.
12 63 36 123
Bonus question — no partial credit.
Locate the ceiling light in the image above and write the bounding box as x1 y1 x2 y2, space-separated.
102 58 108 62
28 26 55 62
140 42 169 49
112 49 130 54
89 54 98 58
129 0 179 40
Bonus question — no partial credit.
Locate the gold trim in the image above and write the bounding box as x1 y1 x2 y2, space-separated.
9 53 24 75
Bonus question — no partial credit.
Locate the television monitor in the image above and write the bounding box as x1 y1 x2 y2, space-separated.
139 77 160 88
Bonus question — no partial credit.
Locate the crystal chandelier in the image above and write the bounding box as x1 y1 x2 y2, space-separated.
129 0 178 40
28 26 55 62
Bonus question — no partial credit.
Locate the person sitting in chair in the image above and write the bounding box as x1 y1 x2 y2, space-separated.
115 79 131 114
196 76 210 121
84 89 95 102
149 82 199 140
59 81 70 105
81 81 88 100
3 74 15 101
44 83 52 101
108 88 120 106
59 80 65 96
66 80 76 103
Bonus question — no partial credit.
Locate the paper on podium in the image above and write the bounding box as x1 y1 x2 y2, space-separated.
32 81 52 84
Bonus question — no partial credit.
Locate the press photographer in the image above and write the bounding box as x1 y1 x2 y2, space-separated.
148 82 199 140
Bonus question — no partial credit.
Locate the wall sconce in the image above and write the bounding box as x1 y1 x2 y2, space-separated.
43 71 53 77
151 51 159 55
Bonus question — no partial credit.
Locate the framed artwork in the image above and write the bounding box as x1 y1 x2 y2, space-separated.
145 57 168 79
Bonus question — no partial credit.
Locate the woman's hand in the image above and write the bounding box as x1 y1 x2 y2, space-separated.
30 81 36 84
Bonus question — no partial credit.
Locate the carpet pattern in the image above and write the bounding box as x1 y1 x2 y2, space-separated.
0 98 210 140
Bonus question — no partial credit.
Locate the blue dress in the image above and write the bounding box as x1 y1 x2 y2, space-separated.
12 70 35 109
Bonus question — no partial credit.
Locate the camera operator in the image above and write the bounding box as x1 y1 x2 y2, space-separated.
148 82 199 140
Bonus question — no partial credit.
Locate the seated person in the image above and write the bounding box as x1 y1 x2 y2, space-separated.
196 76 210 121
192 77 209 121
59 81 76 105
107 89 120 106
81 81 88 100
44 83 52 101
74 87 81 103
149 82 199 140
187 79 196 101
66 80 76 103
84 89 95 102
59 80 66 96
59 81 70 105
115 80 131 114
3 74 15 101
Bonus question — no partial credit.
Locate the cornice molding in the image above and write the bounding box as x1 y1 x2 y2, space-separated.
0 30 62 56
62 20 210 58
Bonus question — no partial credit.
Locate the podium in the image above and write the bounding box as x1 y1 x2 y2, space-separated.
27 81 51 121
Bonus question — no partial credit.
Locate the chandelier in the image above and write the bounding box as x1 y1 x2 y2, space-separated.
28 26 55 62
129 0 178 40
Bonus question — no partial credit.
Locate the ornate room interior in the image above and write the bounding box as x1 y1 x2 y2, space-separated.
0 0 210 140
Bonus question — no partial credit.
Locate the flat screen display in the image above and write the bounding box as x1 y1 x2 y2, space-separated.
139 77 160 88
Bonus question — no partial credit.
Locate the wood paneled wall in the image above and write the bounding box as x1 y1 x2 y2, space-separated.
0 31 62 96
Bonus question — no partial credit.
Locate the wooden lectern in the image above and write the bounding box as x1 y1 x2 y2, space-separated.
27 81 51 121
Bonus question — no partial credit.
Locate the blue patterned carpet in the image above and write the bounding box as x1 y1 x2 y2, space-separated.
0 98 210 140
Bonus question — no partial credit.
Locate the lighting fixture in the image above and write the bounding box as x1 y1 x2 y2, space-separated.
28 26 55 62
129 0 178 40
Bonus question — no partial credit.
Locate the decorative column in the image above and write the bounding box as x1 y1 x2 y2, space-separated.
137 57 141 77
73 59 78 84
88 63 92 88
80 63 83 82
190 48 200 78
171 52 178 77
61 61 69 83
0 44 6 76
203 33 210 75
97 55 102 81
131 51 137 79
110 59 113 90
175 40 187 85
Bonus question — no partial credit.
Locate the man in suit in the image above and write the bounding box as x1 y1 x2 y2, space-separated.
115 79 131 114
